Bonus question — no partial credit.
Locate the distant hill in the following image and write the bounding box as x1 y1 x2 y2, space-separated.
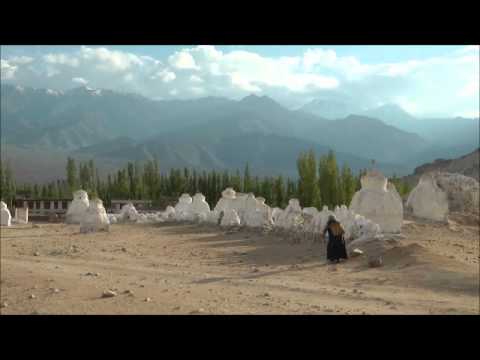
3 84 474 182
401 148 480 187
1 84 235 150
300 98 479 153
298 99 363 120
75 133 409 178
362 104 421 132
413 117 479 150
294 114 428 165
0 144 122 184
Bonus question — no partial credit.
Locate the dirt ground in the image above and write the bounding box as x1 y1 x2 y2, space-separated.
1 217 479 315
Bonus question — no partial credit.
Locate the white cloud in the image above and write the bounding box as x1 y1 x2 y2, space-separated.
177 47 339 93
44 53 79 67
46 66 60 77
303 48 338 71
380 60 423 77
46 89 61 96
1 59 18 79
80 46 144 72
302 48 371 79
168 51 199 70
190 86 205 95
455 45 479 54
153 69 176 83
229 72 262 92
72 77 88 85
393 96 418 114
8 56 34 65
194 45 223 61
190 74 203 83
455 110 479 118
458 80 479 97
2 45 478 116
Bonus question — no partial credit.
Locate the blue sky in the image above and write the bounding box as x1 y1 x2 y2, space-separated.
1 45 478 117
3 45 463 63
85 45 469 62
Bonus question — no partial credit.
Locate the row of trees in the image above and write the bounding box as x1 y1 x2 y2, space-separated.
297 150 360 209
0 160 16 209
2 150 412 209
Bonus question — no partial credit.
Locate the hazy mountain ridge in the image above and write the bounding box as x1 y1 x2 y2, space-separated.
298 99 364 120
401 148 480 187
2 84 476 182
300 98 479 151
74 133 408 178
293 114 429 164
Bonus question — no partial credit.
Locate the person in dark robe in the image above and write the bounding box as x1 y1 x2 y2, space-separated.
323 215 348 263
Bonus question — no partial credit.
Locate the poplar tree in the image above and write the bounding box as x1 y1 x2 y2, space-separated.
297 150 321 208
318 150 339 208
273 175 286 208
286 178 296 201
341 164 356 206
127 162 135 198
66 157 77 194
243 163 252 193
0 160 4 201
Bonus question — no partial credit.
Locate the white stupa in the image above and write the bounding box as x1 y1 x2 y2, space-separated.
271 207 284 224
275 198 303 230
220 208 241 227
0 201 12 227
434 172 479 214
80 198 110 233
190 193 211 218
406 173 449 222
118 202 139 222
65 190 89 224
214 188 237 214
349 170 403 233
174 193 193 221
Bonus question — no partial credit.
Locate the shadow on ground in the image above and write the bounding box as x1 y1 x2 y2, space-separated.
158 223 479 296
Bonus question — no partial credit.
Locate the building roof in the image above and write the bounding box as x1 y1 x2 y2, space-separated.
16 197 73 201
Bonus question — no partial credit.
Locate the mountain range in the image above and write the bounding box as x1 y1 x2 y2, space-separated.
300 100 479 151
401 148 479 187
1 84 478 183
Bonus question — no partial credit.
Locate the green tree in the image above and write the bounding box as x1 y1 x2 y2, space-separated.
116 169 129 198
88 159 96 192
243 163 252 193
41 184 48 198
66 157 78 194
231 169 242 192
286 178 296 201
127 162 135 198
0 160 4 201
273 175 286 208
318 150 339 208
341 164 356 206
297 149 321 208
144 160 161 199
79 162 91 190
0 161 16 207
33 184 40 198
260 177 268 202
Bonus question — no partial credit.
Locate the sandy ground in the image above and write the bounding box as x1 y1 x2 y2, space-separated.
1 217 478 315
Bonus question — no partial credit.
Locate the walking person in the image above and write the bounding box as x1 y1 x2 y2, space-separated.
323 215 348 263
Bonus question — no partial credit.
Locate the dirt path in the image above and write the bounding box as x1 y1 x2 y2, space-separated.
1 221 478 315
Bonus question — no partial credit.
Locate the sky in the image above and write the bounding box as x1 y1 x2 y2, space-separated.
1 45 478 118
